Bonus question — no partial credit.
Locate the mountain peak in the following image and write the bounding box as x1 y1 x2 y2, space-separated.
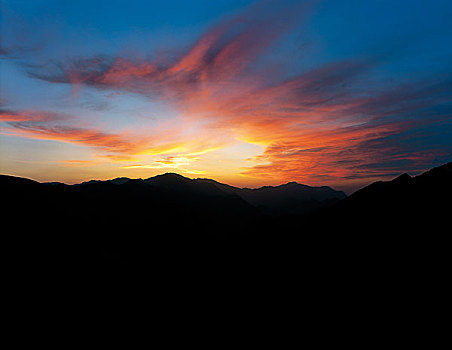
109 177 131 185
149 173 191 181
393 173 411 183
77 179 102 186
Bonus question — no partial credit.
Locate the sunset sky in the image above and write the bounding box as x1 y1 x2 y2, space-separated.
1 0 451 193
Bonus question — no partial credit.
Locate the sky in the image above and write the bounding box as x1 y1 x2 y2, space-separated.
1 0 451 193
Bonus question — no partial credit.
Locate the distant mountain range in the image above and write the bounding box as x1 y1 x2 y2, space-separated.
71 173 346 214
2 161 450 276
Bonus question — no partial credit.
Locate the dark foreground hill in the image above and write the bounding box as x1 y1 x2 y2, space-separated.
1 162 450 281
318 161 451 232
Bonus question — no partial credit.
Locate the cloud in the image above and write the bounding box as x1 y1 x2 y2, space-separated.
0 108 70 122
26 1 314 98
5 122 140 154
0 109 230 167
60 160 100 167
17 0 452 185
240 78 452 182
0 109 145 157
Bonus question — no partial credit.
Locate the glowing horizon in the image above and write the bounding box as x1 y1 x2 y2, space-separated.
1 0 451 193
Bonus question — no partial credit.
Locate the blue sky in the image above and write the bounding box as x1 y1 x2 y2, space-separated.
1 0 451 192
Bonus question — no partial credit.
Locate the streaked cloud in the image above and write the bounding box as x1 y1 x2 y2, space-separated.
4 0 452 187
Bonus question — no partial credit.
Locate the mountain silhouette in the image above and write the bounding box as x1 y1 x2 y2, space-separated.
319 161 451 233
144 173 230 198
48 172 345 214
1 161 450 279
196 178 346 214
95 173 346 214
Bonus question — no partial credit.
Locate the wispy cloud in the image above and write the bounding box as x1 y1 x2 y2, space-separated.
2 122 141 157
13 0 452 185
0 108 228 168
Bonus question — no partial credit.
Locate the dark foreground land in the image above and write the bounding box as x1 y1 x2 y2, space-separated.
2 162 451 337
2 162 450 278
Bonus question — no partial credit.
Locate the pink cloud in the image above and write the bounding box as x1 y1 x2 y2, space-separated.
20 0 452 186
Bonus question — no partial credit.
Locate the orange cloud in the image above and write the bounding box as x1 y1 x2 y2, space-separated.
1 109 150 161
22 1 452 187
5 122 140 153
61 160 100 167
1 109 233 170
0 109 68 122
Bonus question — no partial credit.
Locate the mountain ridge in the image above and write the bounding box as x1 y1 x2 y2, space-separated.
2 172 347 215
1 161 450 275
